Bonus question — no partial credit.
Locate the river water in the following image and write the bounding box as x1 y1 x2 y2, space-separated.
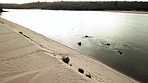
1 9 148 82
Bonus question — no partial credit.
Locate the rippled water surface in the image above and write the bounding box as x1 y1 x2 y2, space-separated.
1 9 148 82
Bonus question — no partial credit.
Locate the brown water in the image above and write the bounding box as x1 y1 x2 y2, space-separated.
1 9 148 82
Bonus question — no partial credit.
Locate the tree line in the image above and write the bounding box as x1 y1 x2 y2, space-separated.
0 5 4 12
1 1 148 11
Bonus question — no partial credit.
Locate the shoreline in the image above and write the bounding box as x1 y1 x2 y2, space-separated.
106 10 148 14
0 17 140 83
2 8 148 14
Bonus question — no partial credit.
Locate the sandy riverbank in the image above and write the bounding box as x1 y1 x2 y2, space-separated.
107 10 148 14
0 17 140 83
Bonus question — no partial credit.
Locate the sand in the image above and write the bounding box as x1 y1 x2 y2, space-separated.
107 10 148 14
0 17 140 83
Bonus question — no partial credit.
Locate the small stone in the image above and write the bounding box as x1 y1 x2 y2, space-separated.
106 43 110 46
62 56 70 64
19 32 23 35
78 42 81 46
70 64 72 66
86 73 91 78
85 35 89 38
117 50 123 55
78 68 84 74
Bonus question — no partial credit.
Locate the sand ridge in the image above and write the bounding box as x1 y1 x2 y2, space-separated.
0 17 140 83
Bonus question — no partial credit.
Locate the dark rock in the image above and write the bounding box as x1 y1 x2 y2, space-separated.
70 64 72 66
103 43 110 46
106 43 110 46
86 73 91 78
85 35 89 38
24 35 29 38
78 42 81 46
78 68 84 74
19 32 30 39
62 56 70 64
84 35 92 38
19 32 23 35
117 50 123 55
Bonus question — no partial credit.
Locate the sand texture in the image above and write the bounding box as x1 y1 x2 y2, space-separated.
0 18 139 83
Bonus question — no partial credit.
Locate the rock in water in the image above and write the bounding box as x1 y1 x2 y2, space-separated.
117 50 123 55
78 42 81 46
106 43 110 46
85 35 89 38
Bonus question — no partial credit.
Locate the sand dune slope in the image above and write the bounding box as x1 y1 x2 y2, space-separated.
0 18 139 83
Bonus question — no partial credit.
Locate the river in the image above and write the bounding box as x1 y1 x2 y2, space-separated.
1 9 148 82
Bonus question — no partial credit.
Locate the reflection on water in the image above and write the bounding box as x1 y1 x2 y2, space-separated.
1 9 148 82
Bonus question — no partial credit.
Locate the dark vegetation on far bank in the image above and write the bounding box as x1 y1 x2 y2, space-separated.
0 5 4 12
0 5 8 12
0 1 148 11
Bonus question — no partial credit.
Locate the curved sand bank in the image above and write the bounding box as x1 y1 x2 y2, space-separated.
0 18 139 83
